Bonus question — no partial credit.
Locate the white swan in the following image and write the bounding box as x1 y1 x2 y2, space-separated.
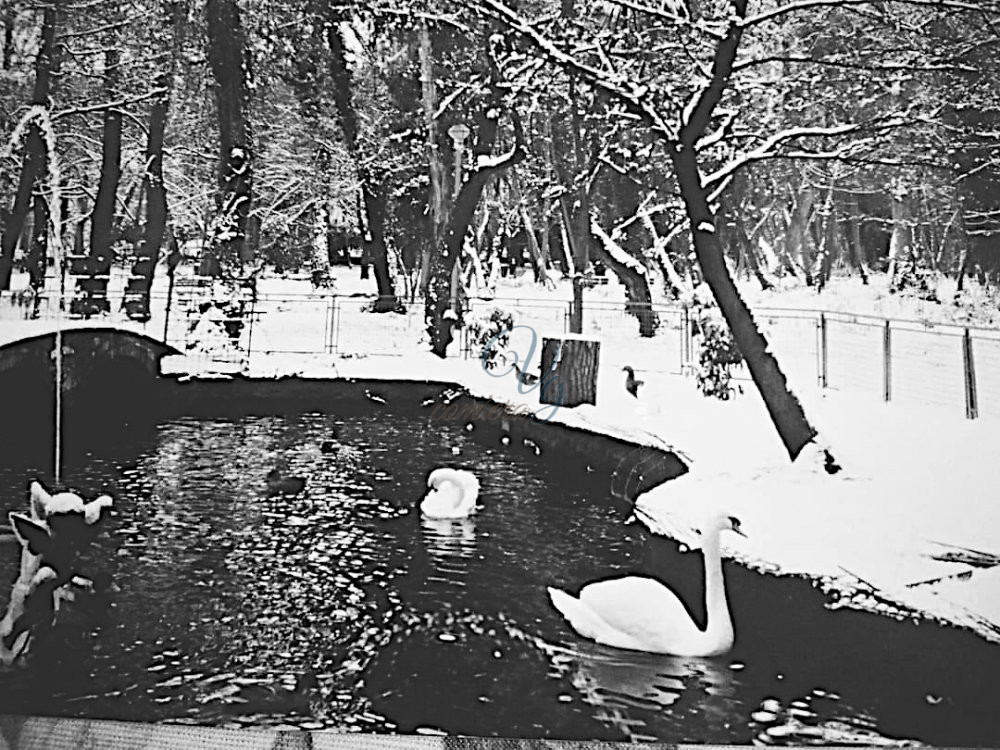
420 468 481 519
548 513 744 657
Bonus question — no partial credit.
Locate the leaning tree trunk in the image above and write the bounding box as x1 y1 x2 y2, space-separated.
0 3 57 291
590 219 658 336
326 20 398 311
673 147 818 461
85 46 123 313
205 0 253 275
664 0 819 461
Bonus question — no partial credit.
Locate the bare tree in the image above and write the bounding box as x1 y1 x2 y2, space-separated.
0 3 57 292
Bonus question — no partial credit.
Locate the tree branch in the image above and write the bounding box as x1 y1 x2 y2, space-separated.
679 0 748 145
741 0 995 30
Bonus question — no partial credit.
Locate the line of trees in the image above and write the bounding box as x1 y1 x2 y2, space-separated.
1 0 997 460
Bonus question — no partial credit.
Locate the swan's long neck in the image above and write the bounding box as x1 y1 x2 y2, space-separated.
700 527 734 649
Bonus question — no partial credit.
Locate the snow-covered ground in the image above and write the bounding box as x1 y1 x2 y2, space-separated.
3 264 1000 645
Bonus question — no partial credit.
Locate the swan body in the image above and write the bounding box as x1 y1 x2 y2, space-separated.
420 468 480 519
549 513 743 657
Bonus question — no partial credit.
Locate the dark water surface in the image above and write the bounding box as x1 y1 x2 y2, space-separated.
1 408 998 744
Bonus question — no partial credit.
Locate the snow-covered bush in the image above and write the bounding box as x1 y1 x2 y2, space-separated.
891 251 941 303
692 304 744 400
466 307 516 370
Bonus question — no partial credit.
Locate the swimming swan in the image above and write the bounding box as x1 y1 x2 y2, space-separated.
420 468 480 519
548 513 744 657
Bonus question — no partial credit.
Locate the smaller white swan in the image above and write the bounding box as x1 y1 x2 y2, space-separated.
420 468 480 519
548 513 744 657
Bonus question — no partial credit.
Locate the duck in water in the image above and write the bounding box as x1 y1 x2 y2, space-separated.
266 469 306 496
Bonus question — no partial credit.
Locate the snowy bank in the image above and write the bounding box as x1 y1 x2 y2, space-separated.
634 383 1000 645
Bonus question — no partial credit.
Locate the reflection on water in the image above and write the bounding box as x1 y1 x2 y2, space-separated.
0 409 996 744
420 517 479 583
544 640 739 742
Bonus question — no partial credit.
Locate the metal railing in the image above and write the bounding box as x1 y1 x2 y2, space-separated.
2 285 997 419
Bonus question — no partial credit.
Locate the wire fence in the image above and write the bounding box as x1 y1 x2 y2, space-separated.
2 283 998 420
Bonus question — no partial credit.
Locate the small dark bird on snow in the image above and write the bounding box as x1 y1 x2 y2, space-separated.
623 366 643 398
501 352 538 385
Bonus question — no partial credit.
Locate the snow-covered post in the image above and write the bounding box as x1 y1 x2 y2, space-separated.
882 320 892 402
963 329 978 420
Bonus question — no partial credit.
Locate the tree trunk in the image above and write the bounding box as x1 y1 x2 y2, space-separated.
590 219 658 336
844 193 869 284
83 46 123 314
26 193 48 309
739 221 773 291
787 183 816 285
887 181 913 287
205 0 253 275
325 19 398 311
2 5 14 71
426 114 526 357
816 184 838 293
540 337 599 407
418 21 448 296
508 173 551 286
0 4 57 291
125 76 169 321
671 147 818 461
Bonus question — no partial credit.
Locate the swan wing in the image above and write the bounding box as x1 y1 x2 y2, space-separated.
548 587 645 651
420 483 468 519
577 576 700 653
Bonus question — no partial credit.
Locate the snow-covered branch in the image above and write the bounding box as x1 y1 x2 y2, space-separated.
701 123 862 189
740 0 993 29
472 0 677 140
733 54 979 75
53 89 169 120
591 217 648 277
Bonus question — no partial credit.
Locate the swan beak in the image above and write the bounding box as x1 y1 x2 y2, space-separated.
733 526 747 538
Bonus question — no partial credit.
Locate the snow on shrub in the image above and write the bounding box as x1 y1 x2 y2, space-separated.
466 307 516 370
691 300 744 400
891 251 941 303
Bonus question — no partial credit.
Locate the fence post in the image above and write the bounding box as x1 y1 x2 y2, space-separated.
684 306 693 373
333 297 341 354
882 320 891 402
679 306 688 373
963 328 979 420
245 298 256 370
819 312 828 388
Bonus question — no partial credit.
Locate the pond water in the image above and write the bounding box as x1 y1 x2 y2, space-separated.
1 406 998 745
